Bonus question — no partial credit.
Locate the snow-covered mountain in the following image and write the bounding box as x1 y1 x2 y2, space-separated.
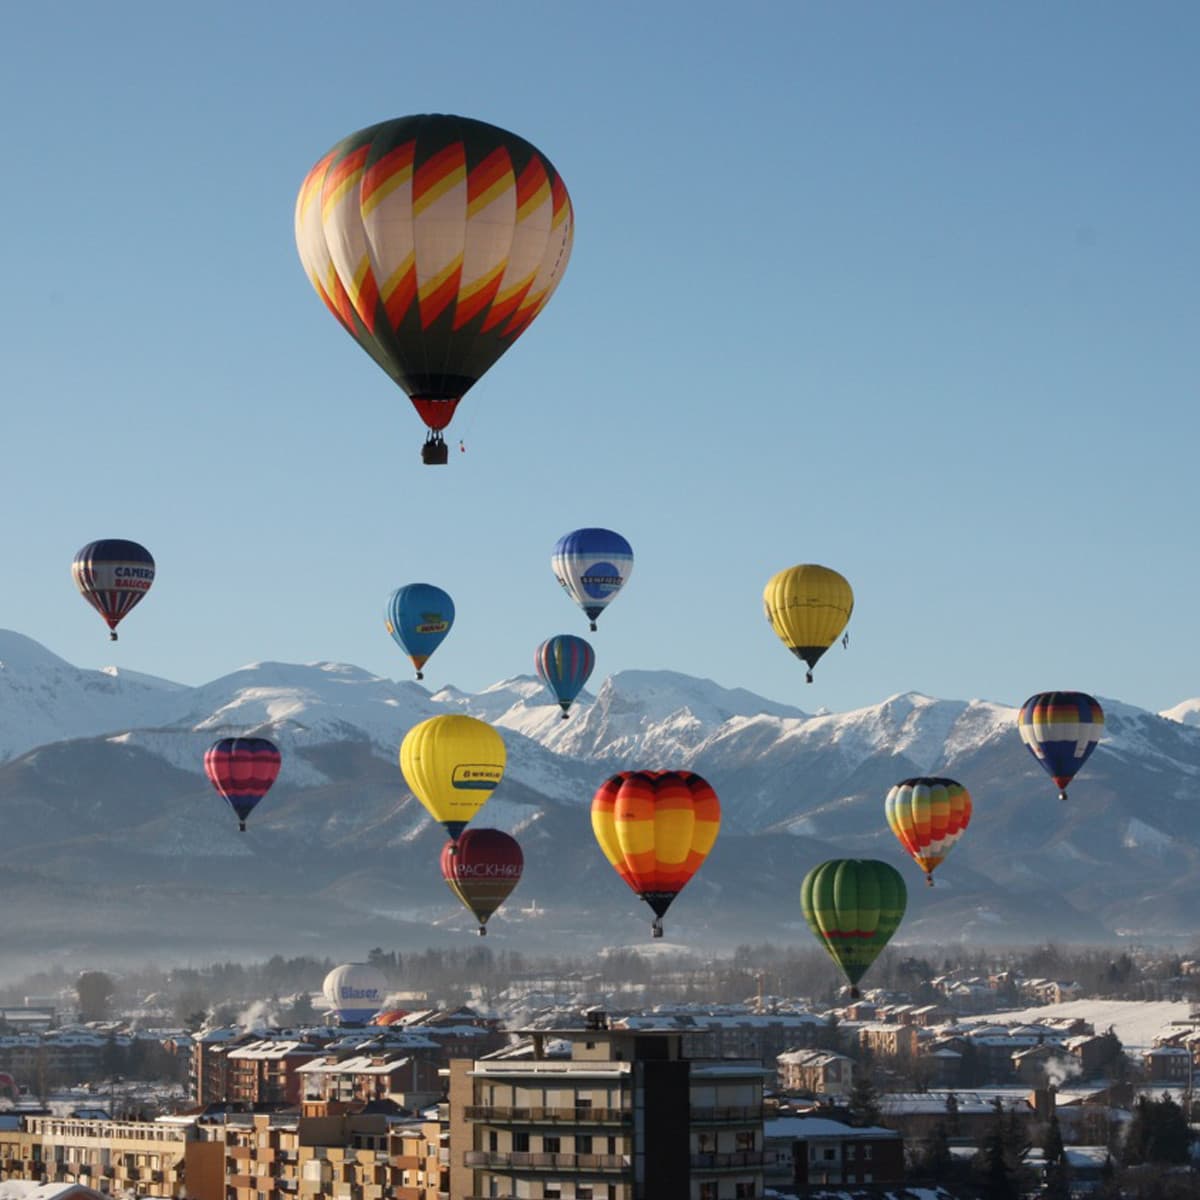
3 627 1200 972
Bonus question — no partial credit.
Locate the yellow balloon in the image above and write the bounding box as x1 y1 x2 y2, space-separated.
399 715 506 842
763 564 854 682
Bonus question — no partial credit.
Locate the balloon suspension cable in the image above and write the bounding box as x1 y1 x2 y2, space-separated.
651 917 664 939
110 631 119 642
806 670 813 684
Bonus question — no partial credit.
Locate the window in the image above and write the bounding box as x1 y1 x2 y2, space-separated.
543 1188 561 1200
699 1185 717 1200
823 1147 836 1160
577 1189 594 1200
488 1131 498 1152
863 1145 873 1160
576 1135 593 1155
513 1133 529 1152
736 1132 754 1151
846 1144 856 1159
736 1185 755 1199
542 1136 560 1154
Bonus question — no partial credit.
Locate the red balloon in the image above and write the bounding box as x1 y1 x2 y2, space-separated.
440 828 523 935
204 737 282 832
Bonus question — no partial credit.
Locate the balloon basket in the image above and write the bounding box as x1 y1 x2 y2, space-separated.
421 436 449 466
110 631 118 642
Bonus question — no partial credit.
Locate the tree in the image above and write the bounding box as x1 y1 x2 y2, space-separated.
1122 1094 1191 1166
847 1073 882 1128
76 971 115 1022
1042 1113 1070 1200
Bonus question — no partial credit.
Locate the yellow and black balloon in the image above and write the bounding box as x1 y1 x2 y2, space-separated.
763 564 853 682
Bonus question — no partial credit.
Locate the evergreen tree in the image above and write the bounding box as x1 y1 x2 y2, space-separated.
847 1073 882 1128
1042 1114 1070 1200
1121 1093 1191 1166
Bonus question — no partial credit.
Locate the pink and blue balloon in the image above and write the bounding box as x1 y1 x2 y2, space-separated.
535 635 596 719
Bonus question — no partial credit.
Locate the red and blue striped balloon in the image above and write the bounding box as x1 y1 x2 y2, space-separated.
535 634 596 719
204 737 282 831
71 539 155 641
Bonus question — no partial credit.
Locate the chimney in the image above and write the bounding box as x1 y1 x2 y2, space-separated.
1030 1085 1057 1121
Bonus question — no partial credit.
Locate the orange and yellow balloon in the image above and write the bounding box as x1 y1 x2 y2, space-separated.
884 776 972 886
763 564 854 682
591 770 720 938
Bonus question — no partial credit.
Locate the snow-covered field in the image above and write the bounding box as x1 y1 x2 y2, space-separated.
973 999 1193 1052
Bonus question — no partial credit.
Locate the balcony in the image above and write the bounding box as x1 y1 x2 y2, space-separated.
463 1150 630 1173
690 1105 764 1124
690 1150 765 1171
463 1104 631 1125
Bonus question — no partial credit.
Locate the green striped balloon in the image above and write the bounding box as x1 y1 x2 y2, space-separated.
801 859 907 998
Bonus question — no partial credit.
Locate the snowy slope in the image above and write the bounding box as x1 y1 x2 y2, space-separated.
0 630 187 763
971 999 1191 1052
1162 699 1200 728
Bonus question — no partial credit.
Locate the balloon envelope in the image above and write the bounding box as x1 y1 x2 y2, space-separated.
400 714 506 841
295 114 574 447
591 770 720 936
385 584 455 679
72 539 155 640
535 634 595 717
204 737 282 831
763 564 853 681
1018 691 1104 800
884 777 972 884
801 859 907 997
552 529 633 630
441 828 524 934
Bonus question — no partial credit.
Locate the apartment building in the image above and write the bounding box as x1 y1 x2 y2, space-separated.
0 1113 224 1199
775 1049 855 1095
448 1013 768 1200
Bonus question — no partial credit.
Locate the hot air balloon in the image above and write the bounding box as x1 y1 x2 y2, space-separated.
801 859 907 999
763 564 853 682
590 770 720 938
885 777 972 886
552 529 633 631
400 714 506 843
535 634 595 719
440 828 524 935
1018 691 1104 801
204 737 282 832
71 540 155 641
322 963 389 1025
295 114 574 465
385 584 455 680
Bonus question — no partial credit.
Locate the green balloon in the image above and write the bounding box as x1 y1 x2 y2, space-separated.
801 859 907 998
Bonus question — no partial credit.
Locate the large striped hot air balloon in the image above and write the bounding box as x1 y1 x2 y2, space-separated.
440 828 524 936
534 634 595 718
71 539 155 641
295 114 574 464
552 529 633 631
204 737 282 832
590 770 720 938
763 564 853 682
384 584 455 680
801 859 907 999
1018 691 1104 801
400 715 506 843
885 777 972 886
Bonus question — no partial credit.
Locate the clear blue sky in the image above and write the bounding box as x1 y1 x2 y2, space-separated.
1 2 1196 716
